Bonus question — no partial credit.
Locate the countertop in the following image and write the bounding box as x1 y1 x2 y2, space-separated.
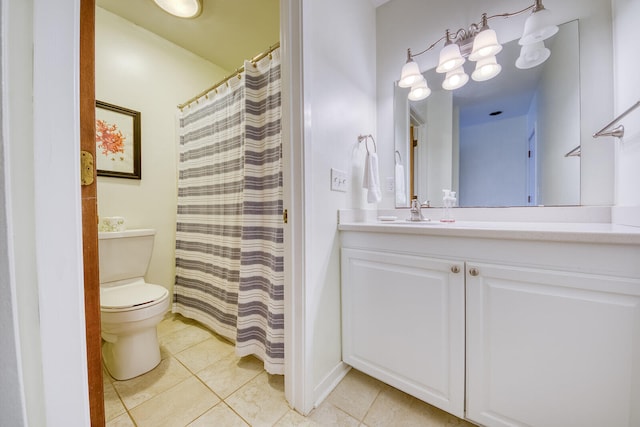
338 218 640 245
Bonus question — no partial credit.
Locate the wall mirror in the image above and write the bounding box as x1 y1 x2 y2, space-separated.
394 20 580 208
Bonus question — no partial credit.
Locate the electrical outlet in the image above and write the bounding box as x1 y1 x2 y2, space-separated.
331 168 348 192
386 176 395 192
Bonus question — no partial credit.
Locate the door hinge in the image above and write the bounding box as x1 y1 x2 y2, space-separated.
80 150 94 186
283 209 288 224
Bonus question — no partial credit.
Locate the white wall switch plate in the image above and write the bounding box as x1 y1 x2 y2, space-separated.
386 176 395 192
331 168 348 192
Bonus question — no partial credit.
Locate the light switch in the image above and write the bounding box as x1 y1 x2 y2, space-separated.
331 168 348 192
386 177 395 192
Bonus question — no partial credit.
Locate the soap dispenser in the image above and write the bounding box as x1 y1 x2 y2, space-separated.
441 190 456 223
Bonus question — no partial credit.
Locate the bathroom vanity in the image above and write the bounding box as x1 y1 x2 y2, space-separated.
339 214 640 427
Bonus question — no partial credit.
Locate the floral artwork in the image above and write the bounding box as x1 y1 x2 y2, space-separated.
95 101 141 179
96 119 126 159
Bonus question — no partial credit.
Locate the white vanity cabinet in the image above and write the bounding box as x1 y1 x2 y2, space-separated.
341 248 465 417
340 223 640 427
465 262 640 427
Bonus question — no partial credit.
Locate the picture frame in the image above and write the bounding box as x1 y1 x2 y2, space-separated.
95 100 141 179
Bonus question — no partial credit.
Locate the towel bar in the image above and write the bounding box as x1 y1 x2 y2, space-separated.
358 134 377 154
593 100 640 139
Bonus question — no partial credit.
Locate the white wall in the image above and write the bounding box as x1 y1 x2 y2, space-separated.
96 8 227 291
612 0 640 226
3 0 93 424
376 0 614 209
300 0 377 409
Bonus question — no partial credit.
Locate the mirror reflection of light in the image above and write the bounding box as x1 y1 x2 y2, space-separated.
408 77 431 101
471 56 501 81
442 67 469 90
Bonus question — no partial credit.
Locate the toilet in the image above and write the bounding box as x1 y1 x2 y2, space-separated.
98 228 170 380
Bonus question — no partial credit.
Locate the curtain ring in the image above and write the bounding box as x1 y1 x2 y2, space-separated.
395 150 401 164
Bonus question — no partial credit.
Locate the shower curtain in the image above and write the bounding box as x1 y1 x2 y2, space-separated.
173 49 284 374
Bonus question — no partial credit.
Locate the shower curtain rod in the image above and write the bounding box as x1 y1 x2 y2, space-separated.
177 42 280 111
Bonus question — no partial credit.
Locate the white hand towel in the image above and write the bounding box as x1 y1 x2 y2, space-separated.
362 152 382 203
395 164 406 205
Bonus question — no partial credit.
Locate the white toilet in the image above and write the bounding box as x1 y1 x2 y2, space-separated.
98 228 170 380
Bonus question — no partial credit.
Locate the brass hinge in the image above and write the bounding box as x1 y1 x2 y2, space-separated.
283 209 288 224
80 151 94 186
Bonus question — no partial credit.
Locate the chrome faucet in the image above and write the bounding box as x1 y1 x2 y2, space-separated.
409 197 425 221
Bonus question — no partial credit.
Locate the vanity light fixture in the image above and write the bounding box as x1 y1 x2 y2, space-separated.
153 0 202 18
408 77 432 101
400 0 558 100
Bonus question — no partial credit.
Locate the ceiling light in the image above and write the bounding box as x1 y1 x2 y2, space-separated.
153 0 202 18
398 0 556 99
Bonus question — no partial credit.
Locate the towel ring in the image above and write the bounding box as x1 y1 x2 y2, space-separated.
395 150 402 164
358 134 377 154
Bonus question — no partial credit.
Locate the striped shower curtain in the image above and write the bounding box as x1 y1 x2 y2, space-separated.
174 48 284 374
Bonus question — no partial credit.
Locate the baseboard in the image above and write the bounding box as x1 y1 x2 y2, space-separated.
312 361 351 409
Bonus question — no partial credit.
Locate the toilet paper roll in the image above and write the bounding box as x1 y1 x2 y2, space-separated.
99 216 126 232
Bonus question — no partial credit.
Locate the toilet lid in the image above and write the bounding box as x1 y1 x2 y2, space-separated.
101 283 168 309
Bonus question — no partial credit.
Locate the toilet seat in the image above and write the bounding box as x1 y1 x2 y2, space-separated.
101 282 169 312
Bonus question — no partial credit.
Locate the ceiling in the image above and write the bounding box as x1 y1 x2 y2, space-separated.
96 0 280 71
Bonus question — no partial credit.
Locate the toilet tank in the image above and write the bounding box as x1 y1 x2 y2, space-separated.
98 229 156 285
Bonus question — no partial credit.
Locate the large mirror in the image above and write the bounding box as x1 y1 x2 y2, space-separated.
394 20 580 208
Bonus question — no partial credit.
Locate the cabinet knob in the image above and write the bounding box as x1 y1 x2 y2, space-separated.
451 265 460 274
469 267 479 276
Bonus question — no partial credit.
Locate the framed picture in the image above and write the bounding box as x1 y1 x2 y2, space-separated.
95 101 141 179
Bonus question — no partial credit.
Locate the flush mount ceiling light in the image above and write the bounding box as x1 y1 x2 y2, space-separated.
399 0 558 101
153 0 202 18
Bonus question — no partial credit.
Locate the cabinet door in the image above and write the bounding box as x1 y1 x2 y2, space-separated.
466 262 640 427
341 248 465 417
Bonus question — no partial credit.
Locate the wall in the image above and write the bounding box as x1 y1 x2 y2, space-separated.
3 0 93 424
612 0 640 226
376 0 614 209
300 0 377 408
96 8 227 291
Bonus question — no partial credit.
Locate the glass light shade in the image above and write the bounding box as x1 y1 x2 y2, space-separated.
442 67 469 91
469 29 502 61
408 77 431 101
153 0 202 18
436 43 465 73
515 41 551 69
519 8 559 45
399 59 422 88
471 55 502 81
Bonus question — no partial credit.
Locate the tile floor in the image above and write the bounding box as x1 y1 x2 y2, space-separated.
104 313 476 426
